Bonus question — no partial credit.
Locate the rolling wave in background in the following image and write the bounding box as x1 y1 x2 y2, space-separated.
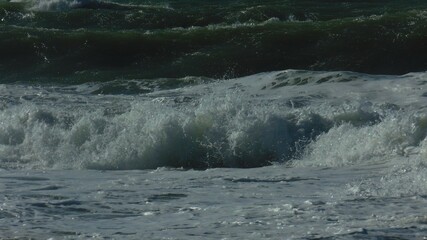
1 0 427 82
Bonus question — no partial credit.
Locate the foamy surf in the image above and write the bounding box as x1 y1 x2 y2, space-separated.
1 69 427 239
2 0 427 238
10 0 167 11
0 70 426 170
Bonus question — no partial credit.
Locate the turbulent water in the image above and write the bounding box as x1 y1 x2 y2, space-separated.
1 0 427 239
2 0 427 81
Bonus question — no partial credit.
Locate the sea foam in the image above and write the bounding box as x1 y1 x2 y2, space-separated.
13 0 82 11
0 70 426 170
0 92 330 169
17 0 165 11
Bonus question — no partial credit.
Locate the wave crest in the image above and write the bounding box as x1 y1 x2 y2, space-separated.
18 0 140 11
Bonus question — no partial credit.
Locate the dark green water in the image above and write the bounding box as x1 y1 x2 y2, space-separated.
1 0 427 83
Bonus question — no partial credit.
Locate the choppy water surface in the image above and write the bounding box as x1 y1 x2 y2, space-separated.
1 0 427 81
1 0 427 239
0 70 427 238
1 165 426 239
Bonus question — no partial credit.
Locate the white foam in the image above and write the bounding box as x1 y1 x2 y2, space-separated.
0 70 426 170
20 0 82 11
296 114 427 167
18 0 171 11
0 91 329 169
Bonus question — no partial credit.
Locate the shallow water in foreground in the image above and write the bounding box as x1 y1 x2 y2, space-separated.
1 164 426 239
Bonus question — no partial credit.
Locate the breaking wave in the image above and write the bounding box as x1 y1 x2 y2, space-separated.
1 70 426 170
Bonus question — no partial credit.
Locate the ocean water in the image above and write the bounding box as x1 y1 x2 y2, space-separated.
1 0 427 239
